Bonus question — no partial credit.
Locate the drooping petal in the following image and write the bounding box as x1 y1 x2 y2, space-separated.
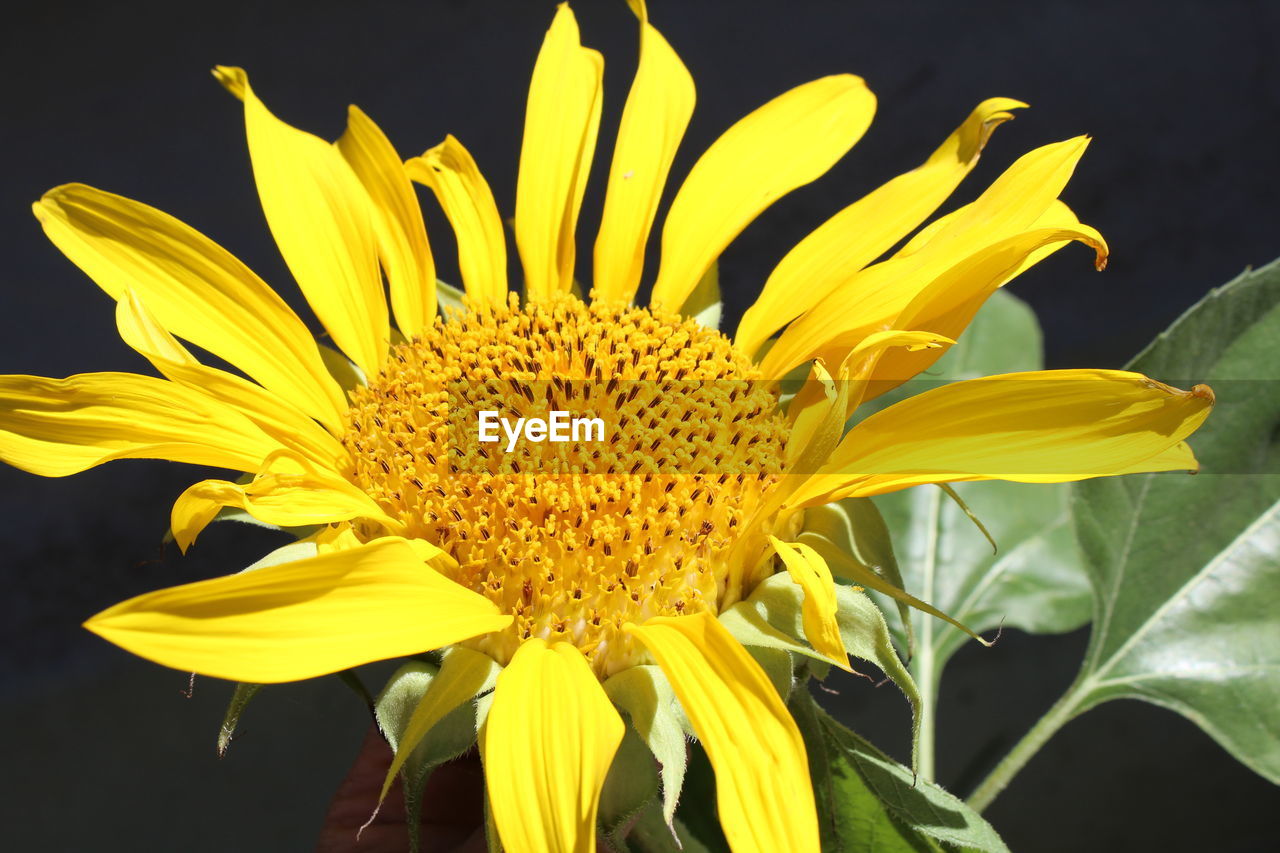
214 66 389 377
785 330 952 470
170 452 400 552
515 4 604 303
784 369 1215 509
628 612 819 853
0 372 286 476
856 219 1106 392
484 639 623 853
592 0 695 304
33 184 347 430
735 98 1024 357
768 538 850 671
762 137 1095 378
406 135 508 309
649 75 875 313
84 538 510 683
336 105 437 336
116 291 346 468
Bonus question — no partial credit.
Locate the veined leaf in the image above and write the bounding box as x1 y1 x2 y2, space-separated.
1068 261 1280 780
970 259 1280 811
790 689 1007 853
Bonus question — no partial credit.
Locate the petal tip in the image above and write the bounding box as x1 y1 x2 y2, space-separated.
212 65 247 101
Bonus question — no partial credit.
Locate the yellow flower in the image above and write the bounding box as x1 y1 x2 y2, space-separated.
1 2 1213 851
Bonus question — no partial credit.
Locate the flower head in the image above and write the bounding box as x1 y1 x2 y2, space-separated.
1 2 1213 850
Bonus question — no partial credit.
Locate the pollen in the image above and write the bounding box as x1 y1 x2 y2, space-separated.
342 295 789 675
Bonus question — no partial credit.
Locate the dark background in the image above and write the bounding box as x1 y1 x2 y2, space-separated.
2 0 1277 850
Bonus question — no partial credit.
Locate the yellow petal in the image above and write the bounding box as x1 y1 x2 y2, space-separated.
859 219 1105 392
406 135 508 310
592 1 695 304
649 75 875 313
762 137 1095 378
170 452 400 552
214 66 389 377
116 291 346 468
33 184 347 430
736 97 1025 357
336 106 437 336
768 538 850 671
784 369 1215 509
84 538 510 683
0 372 285 476
515 4 604 303
628 612 819 853
484 639 623 853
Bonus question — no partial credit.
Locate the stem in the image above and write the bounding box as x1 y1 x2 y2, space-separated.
966 679 1087 813
914 643 938 782
915 488 943 782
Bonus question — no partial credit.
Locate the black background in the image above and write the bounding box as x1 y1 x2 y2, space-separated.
1 1 1277 850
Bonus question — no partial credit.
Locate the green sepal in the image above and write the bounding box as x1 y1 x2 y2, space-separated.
599 726 662 848
791 690 1008 853
318 341 366 392
727 573 924 772
603 665 689 833
436 279 467 317
798 496 916 660
623 800 717 853
336 669 375 714
374 651 496 852
216 682 262 758
937 484 997 554
801 530 986 647
243 538 319 571
751 646 795 702
672 741 731 853
685 260 722 330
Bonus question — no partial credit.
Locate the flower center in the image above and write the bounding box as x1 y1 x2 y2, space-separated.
342 296 788 674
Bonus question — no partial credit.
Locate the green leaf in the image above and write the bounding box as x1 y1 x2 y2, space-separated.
1069 260 1280 781
215 682 262 758
969 260 1280 812
791 689 1006 853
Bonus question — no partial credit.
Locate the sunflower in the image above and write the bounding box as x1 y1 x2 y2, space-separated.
1 1 1213 851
